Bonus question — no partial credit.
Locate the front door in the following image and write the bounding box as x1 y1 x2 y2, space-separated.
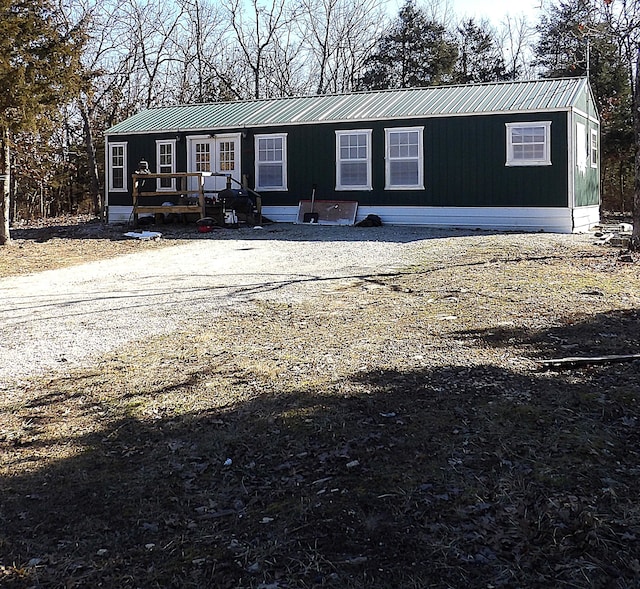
188 134 241 194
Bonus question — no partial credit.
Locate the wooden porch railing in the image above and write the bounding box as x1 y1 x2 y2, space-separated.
131 172 205 224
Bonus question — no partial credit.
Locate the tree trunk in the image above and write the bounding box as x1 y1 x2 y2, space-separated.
0 126 11 246
633 48 640 250
80 102 102 218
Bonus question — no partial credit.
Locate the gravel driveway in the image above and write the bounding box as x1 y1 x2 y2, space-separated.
0 224 435 387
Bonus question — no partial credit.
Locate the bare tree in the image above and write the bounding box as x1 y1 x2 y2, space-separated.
264 24 308 96
120 0 187 108
224 0 296 99
421 0 456 26
296 0 339 94
64 0 227 216
295 0 386 95
498 14 536 79
178 0 209 102
602 0 640 249
61 0 145 217
169 0 230 103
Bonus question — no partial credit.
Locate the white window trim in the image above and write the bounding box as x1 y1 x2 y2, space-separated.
156 139 177 191
255 133 288 191
335 129 373 191
108 141 128 192
384 126 424 190
505 121 552 167
590 128 598 168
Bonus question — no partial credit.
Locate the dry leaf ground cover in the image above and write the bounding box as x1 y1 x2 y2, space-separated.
1 217 640 589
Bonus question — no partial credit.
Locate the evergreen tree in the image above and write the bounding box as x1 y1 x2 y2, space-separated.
535 0 591 77
534 0 632 218
534 1 629 122
0 0 84 245
359 0 457 90
454 18 510 84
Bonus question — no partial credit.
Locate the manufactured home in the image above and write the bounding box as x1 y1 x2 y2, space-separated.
105 77 600 232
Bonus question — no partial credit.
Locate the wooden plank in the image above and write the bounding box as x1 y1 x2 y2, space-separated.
134 206 203 215
540 354 640 368
129 190 203 197
132 172 202 178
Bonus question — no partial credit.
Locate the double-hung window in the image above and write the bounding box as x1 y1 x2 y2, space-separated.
156 139 176 190
505 122 552 166
108 142 127 192
255 134 287 191
335 130 372 190
385 127 424 190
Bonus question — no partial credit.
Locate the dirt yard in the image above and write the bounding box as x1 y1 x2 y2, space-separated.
1 217 640 589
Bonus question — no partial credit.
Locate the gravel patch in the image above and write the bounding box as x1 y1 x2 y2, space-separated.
0 224 454 386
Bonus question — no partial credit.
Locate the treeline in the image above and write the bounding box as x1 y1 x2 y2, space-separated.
0 0 638 235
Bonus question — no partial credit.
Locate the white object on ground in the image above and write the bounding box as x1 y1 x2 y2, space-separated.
124 231 162 240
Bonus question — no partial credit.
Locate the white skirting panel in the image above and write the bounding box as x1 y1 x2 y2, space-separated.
572 205 600 233
261 206 300 224
264 205 575 233
110 204 593 234
107 206 134 223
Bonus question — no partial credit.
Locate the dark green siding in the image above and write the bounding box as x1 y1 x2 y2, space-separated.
427 114 568 207
106 133 187 207
107 113 570 209
242 113 569 208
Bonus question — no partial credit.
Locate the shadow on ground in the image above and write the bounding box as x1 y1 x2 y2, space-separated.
10 217 512 245
456 308 640 360
1 312 639 588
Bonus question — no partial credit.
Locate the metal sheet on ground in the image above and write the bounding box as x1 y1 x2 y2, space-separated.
296 200 358 225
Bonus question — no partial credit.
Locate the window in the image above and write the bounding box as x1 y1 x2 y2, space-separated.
108 142 127 192
195 142 211 172
505 121 552 166
255 134 287 190
335 130 372 190
385 127 424 189
590 128 598 168
156 140 176 190
219 141 235 172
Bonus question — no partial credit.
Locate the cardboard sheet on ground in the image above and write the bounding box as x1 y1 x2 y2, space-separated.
296 200 358 225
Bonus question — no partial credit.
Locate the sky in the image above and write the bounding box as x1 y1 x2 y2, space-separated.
450 0 543 25
386 0 546 27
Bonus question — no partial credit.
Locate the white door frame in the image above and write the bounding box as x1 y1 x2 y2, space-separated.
186 133 242 192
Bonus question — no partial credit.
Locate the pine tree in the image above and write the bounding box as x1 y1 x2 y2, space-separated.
534 0 632 220
453 19 510 84
0 0 84 245
359 1 457 90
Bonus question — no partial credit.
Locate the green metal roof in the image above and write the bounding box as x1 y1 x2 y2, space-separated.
106 77 591 135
